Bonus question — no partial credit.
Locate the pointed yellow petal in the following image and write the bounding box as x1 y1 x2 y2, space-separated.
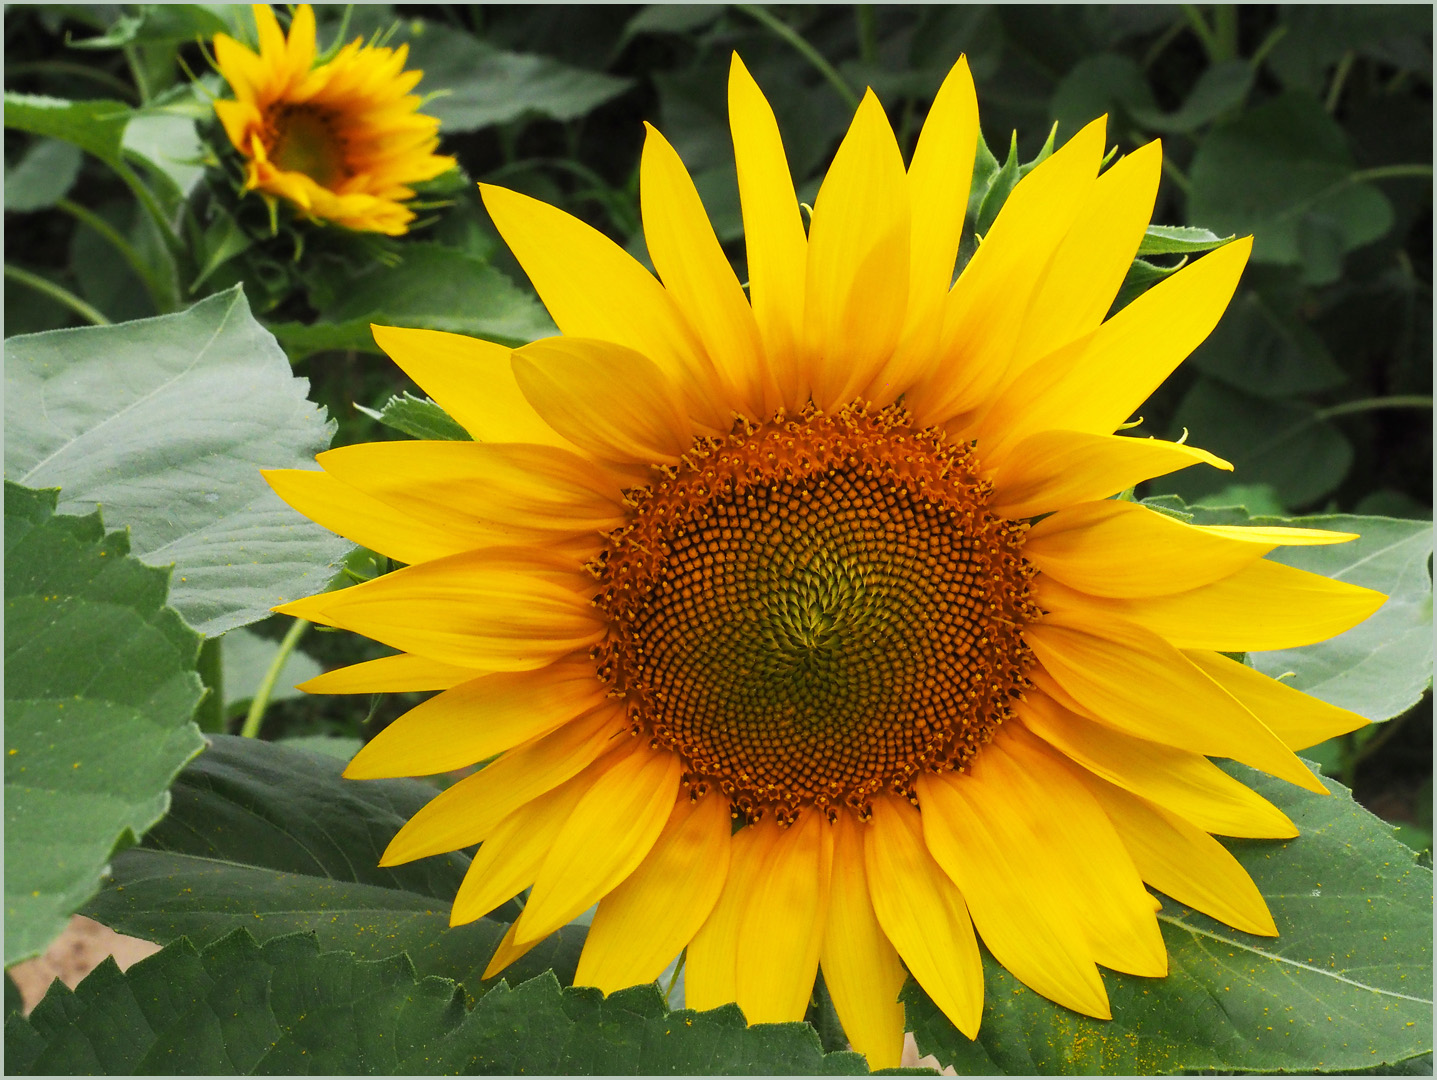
283 4 316 79
729 53 807 412
297 652 481 695
576 793 731 993
870 57 979 402
911 118 1107 425
640 122 768 416
1026 500 1277 597
378 706 627 864
1081 774 1279 937
482 913 546 980
212 33 264 102
864 795 983 1038
734 810 834 1023
344 661 606 779
686 822 778 1013
316 440 624 541
512 337 694 466
978 237 1253 459
451 767 592 926
820 812 906 1071
263 466 467 565
1018 687 1298 839
916 766 1111 1019
1186 650 1370 750
1038 558 1387 651
1004 140 1162 383
983 728 1168 979
513 743 681 946
803 89 910 410
368 326 572 448
1026 614 1326 793
276 552 604 672
990 430 1232 520
252 3 287 65
479 183 725 426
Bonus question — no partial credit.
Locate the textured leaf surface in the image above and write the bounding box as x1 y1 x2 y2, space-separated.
7 931 871 1075
906 762 1433 1075
2 92 131 164
4 137 83 211
4 288 348 635
1179 505 1433 721
3 483 205 966
82 735 580 992
359 393 473 442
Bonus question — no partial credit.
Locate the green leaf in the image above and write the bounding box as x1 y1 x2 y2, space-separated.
3 138 83 211
1110 256 1187 314
404 23 634 132
2 92 131 165
219 628 321 717
3 482 205 966
906 762 1433 1075
357 393 473 442
1179 505 1433 722
4 288 349 636
82 735 579 992
1136 225 1236 256
68 3 234 48
7 931 872 1074
1049 53 1155 137
973 131 1022 239
1130 59 1254 133
1159 376 1353 507
272 245 556 360
1189 93 1395 285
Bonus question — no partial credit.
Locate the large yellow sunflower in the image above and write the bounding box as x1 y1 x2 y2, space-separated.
211 4 455 235
265 55 1384 1068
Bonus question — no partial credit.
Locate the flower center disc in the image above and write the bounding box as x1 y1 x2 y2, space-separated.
267 104 349 186
594 402 1040 824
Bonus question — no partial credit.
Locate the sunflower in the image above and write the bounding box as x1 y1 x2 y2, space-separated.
265 55 1384 1068
210 4 455 235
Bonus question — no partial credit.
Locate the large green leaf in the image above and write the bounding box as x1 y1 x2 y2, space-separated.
4 288 349 636
2 92 131 165
906 762 1433 1074
403 23 634 132
271 245 556 360
3 138 83 212
6 931 872 1074
1178 506 1433 722
3 483 205 966
82 735 582 992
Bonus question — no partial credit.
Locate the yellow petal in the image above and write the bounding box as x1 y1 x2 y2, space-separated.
640 122 769 416
368 325 572 448
916 766 1111 1019
276 552 604 672
685 822 778 1012
977 237 1252 458
1026 500 1278 597
820 812 907 1071
378 705 627 864
513 743 682 945
252 3 287 67
864 795 983 1038
1025 615 1326 793
1004 140 1162 384
316 440 624 540
575 793 731 993
512 337 694 466
263 466 468 565
1018 687 1298 839
989 430 1232 520
479 183 725 426
911 118 1106 426
452 766 592 926
297 652 481 694
728 53 807 412
283 3 316 79
1038 558 1387 651
803 89 910 411
1186 650 1370 750
870 57 978 402
1080 773 1279 937
734 811 834 1023
212 34 264 102
344 661 606 779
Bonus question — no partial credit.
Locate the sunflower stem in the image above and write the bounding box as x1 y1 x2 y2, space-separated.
1324 50 1356 113
56 197 173 314
855 5 877 66
3 264 111 326
194 637 226 734
1315 395 1432 420
240 619 310 739
1349 163 1434 183
737 5 859 111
